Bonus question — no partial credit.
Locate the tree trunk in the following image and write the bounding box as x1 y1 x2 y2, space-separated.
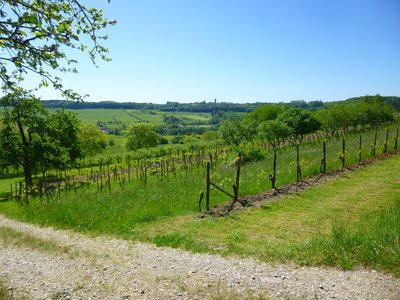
23 163 33 187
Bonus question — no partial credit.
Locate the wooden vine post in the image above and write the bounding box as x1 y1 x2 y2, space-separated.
209 153 213 171
321 141 326 173
18 181 23 204
107 164 111 193
99 161 103 191
384 128 389 153
372 130 378 157
358 134 362 162
127 155 131 183
233 154 242 202
296 144 302 182
395 128 399 150
269 147 277 190
206 161 210 212
341 137 346 169
203 154 242 212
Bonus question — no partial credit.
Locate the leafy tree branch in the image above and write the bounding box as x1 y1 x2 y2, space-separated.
0 0 116 100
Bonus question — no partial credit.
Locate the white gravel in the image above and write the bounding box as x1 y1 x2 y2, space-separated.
0 214 399 300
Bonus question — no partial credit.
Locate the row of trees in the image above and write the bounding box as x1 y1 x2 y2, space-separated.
219 96 396 149
0 89 110 186
315 95 395 135
219 106 320 148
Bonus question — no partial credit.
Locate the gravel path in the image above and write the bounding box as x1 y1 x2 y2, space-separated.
0 215 399 300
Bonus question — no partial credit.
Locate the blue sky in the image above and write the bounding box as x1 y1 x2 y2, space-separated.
33 0 400 103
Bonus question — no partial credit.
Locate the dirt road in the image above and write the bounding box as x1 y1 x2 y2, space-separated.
0 215 399 299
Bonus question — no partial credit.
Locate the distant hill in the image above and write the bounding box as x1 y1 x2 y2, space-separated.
41 100 261 113
342 96 400 110
41 95 400 113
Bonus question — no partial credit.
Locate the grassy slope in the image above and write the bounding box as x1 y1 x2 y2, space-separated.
136 153 400 275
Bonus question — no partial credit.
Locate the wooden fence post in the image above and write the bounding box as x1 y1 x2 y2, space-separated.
395 128 399 150
359 134 362 162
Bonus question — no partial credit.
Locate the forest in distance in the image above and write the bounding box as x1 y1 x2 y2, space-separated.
41 95 400 112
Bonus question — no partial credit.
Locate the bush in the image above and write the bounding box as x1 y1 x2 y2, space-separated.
239 144 265 162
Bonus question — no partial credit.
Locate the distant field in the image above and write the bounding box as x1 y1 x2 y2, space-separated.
67 109 134 124
124 110 210 125
49 108 212 127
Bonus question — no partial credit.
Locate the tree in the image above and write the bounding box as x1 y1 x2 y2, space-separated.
125 123 160 151
257 120 293 148
0 88 83 186
163 115 181 128
78 123 107 156
245 104 283 123
219 117 256 148
277 108 320 143
361 95 395 126
0 0 115 100
48 107 82 164
315 105 343 136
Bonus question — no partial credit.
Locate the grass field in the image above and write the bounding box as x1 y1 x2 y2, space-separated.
50 108 211 127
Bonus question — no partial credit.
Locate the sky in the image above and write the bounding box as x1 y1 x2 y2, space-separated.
26 0 400 103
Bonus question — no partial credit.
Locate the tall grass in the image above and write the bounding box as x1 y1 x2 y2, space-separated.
0 278 14 300
297 198 400 275
0 173 205 235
